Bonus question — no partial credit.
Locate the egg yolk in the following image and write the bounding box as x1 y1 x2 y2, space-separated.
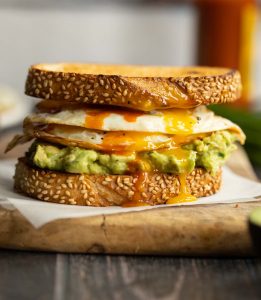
161 109 196 134
85 108 196 134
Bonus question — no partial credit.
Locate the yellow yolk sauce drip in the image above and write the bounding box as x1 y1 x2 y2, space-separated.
158 148 197 204
101 132 209 153
122 148 197 207
101 132 173 152
167 173 197 204
162 109 196 134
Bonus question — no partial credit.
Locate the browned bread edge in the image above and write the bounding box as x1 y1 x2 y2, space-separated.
14 158 222 206
25 63 241 111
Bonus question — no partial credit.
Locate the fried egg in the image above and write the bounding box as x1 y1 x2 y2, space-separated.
26 106 243 136
21 106 245 152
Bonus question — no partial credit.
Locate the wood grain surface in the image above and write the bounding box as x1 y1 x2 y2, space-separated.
0 132 260 255
0 250 260 300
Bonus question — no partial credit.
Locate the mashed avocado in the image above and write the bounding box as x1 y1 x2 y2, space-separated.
31 144 135 175
184 130 237 174
28 131 238 175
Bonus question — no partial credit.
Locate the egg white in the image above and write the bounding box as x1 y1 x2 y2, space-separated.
27 106 243 137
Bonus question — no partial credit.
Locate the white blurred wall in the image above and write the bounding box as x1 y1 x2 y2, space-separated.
0 4 197 96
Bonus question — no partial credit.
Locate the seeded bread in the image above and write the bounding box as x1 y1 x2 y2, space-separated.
25 63 241 111
14 158 222 206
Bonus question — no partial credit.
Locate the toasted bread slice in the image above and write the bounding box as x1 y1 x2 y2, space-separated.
14 158 221 206
25 63 241 111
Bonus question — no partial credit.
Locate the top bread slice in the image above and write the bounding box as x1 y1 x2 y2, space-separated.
25 63 242 111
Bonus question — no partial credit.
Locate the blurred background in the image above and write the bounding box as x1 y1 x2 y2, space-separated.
0 0 261 164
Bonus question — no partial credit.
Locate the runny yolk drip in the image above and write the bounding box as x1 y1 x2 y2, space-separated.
85 109 143 130
167 173 197 204
122 172 150 207
100 131 207 153
101 132 172 152
162 109 196 134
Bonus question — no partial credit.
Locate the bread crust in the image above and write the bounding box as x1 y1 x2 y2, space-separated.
25 63 241 111
14 158 222 206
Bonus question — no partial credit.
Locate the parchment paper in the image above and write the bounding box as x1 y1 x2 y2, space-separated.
0 160 260 228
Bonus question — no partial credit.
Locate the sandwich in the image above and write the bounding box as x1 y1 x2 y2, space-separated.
6 63 245 206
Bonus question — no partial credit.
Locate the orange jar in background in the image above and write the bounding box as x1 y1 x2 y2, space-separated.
196 0 257 108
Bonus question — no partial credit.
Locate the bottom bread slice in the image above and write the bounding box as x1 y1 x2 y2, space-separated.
14 157 222 206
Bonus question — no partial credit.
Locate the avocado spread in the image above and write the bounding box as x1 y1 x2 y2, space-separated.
28 131 238 175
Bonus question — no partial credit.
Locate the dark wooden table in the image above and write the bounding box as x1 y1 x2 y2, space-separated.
1 128 261 300
0 250 260 300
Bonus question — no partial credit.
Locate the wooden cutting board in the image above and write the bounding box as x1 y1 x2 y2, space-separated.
0 145 260 256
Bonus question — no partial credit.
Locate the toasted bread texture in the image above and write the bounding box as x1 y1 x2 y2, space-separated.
25 63 241 111
14 158 222 206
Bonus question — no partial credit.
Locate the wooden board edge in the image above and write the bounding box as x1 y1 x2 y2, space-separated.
0 201 259 256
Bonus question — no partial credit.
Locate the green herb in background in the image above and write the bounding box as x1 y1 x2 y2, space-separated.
209 105 261 166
